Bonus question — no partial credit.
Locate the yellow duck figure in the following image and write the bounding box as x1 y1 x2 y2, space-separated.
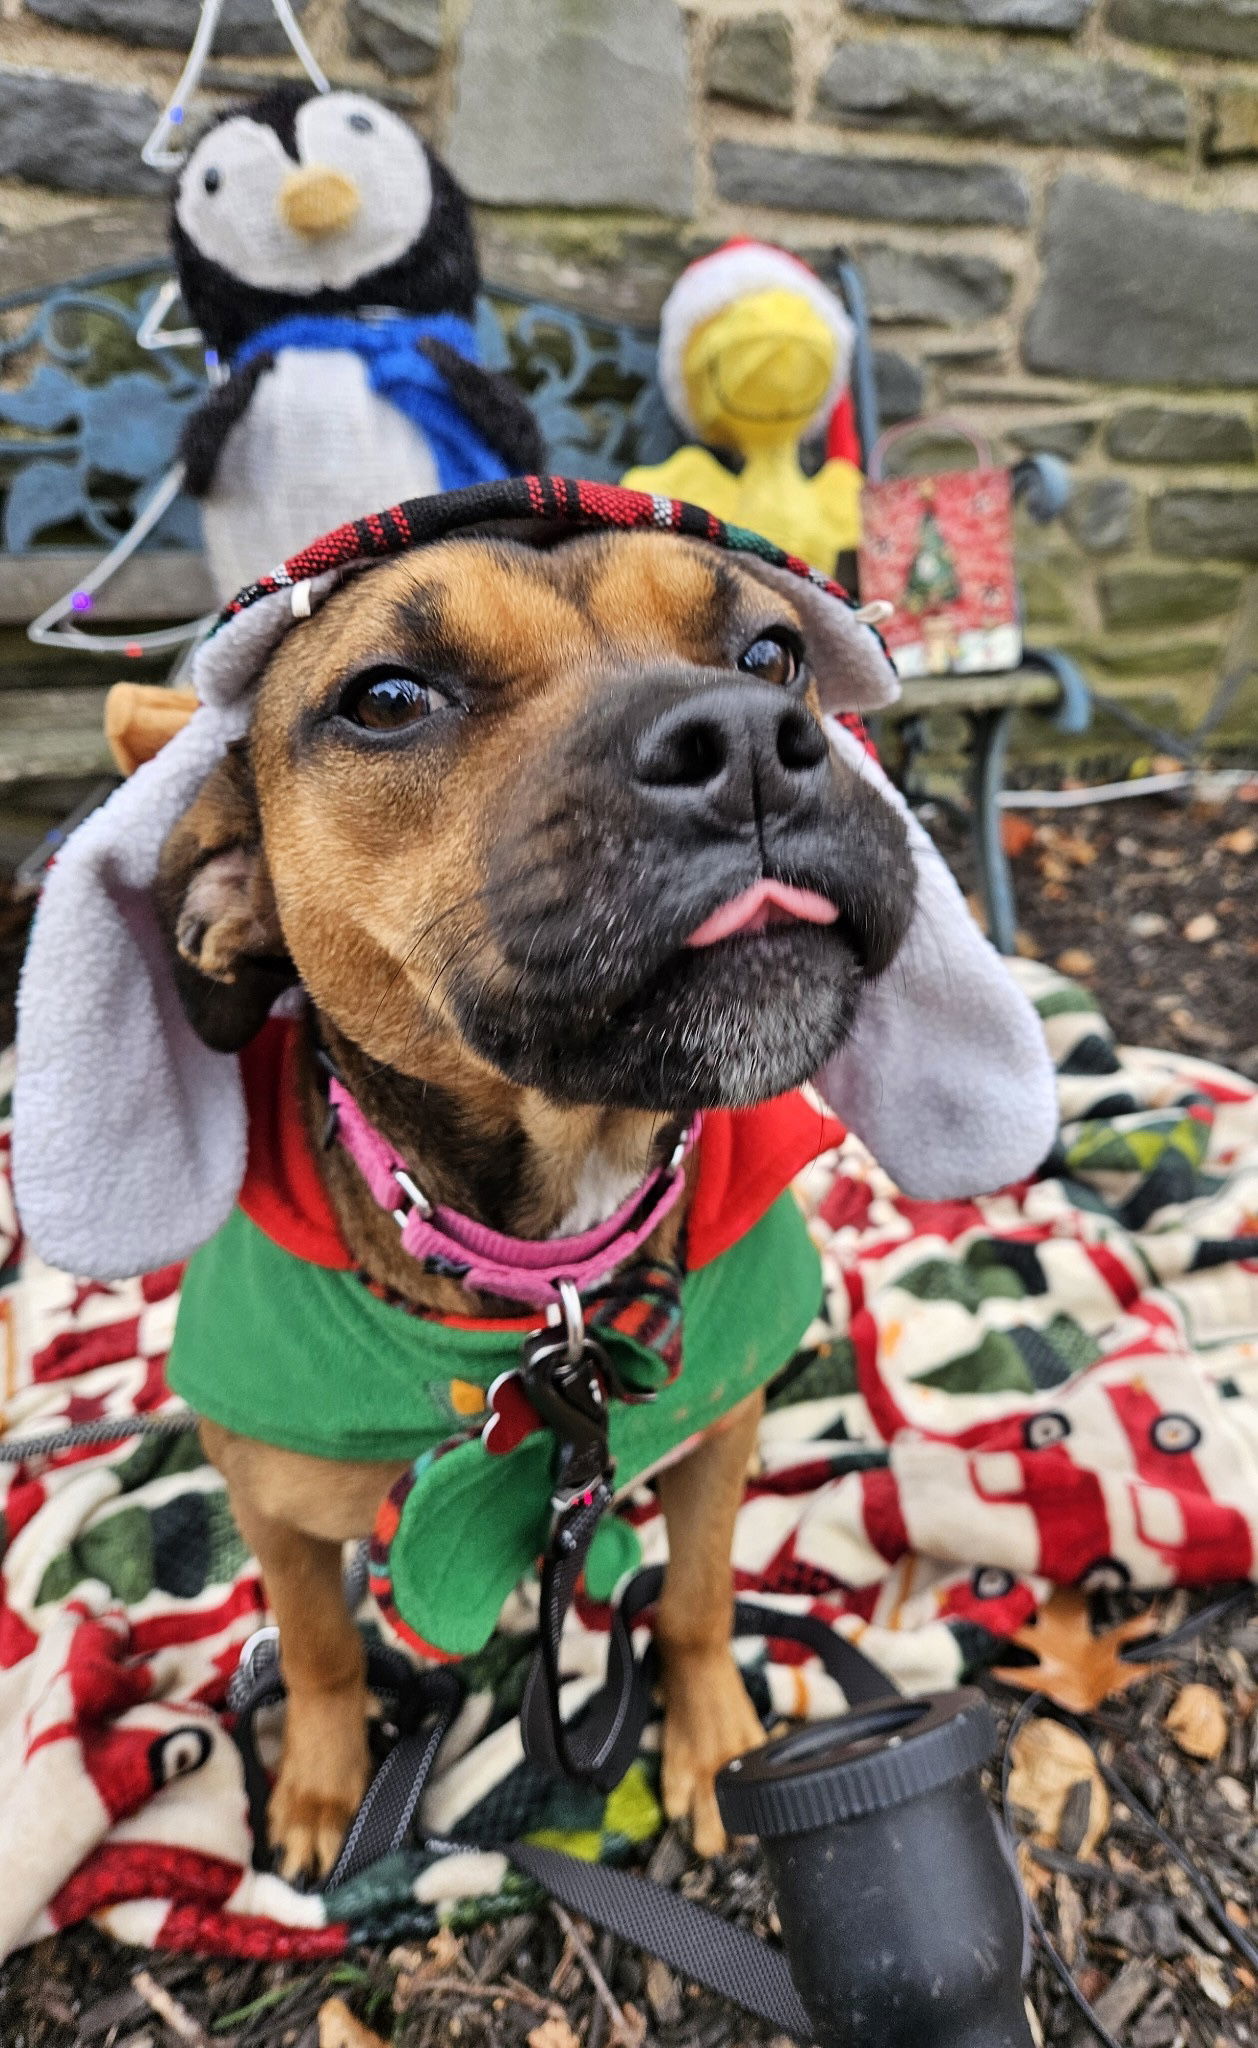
624 241 863 574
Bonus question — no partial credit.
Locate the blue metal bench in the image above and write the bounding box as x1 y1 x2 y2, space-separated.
0 256 1089 948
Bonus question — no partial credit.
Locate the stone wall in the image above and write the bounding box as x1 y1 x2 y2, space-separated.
2 0 1257 751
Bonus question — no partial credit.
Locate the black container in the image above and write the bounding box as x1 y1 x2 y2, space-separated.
717 1689 1034 2048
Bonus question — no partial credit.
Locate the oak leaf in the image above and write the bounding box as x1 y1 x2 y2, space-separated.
994 1588 1161 1712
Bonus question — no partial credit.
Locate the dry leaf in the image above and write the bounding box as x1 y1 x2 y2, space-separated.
1192 1955 1234 2010
1001 813 1037 859
528 2020 582 2048
318 1998 389 2048
995 1588 1161 1712
1184 912 1220 943
1057 833 1099 867
1219 826 1257 856
392 1928 465 2010
1166 1683 1229 1761
1056 948 1096 977
1169 1006 1231 1050
1007 1719 1110 1857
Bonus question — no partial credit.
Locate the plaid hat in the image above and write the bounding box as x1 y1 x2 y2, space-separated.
192 473 895 716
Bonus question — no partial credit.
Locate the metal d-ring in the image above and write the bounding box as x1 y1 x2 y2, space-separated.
556 1279 585 1363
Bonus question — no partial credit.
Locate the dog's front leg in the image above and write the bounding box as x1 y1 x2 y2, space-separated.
231 1498 371 1883
655 1389 766 1856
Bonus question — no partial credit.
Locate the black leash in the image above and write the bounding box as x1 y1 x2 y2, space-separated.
512 1296 895 1790
229 1588 900 2037
228 1628 465 1890
508 1843 814 2040
514 1319 651 1793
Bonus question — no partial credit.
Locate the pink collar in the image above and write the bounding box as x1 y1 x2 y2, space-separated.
327 1076 699 1312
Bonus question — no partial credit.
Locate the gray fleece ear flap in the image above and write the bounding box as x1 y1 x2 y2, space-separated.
815 720 1059 1196
14 704 252 1279
12 584 328 1280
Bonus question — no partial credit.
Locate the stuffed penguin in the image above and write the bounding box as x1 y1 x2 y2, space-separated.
173 83 542 598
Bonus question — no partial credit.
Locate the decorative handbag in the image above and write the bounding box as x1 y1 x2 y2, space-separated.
857 422 1021 680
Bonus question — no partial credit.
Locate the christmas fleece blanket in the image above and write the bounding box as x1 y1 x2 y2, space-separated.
0 964 1255 1962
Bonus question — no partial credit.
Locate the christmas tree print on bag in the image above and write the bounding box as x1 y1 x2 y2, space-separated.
858 423 1021 680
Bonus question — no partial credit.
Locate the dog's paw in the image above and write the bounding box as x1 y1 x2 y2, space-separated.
659 1648 766 1858
269 1734 370 1885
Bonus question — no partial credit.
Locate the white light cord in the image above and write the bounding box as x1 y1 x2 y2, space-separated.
135 277 203 353
26 462 215 656
141 0 330 171
998 773 1190 808
999 768 1255 809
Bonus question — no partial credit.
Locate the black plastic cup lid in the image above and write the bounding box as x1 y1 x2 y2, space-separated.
716 1688 997 1840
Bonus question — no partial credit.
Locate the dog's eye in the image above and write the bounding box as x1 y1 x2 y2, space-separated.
203 166 222 195
738 631 803 686
342 672 446 731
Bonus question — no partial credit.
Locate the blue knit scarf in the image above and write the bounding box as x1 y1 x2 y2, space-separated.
232 311 513 493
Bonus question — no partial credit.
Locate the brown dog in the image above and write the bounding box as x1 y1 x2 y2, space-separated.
152 526 914 1881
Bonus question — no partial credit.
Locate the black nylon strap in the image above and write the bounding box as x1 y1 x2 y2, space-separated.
325 1665 464 1889
229 1593 898 2034
229 1636 462 1880
508 1844 814 2041
732 1594 897 1705
518 1561 898 1792
519 1488 652 1792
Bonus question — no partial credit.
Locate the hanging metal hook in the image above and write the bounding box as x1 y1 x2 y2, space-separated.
141 0 331 172
555 1280 586 1365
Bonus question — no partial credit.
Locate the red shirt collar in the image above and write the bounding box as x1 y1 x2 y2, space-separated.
237 1018 843 1276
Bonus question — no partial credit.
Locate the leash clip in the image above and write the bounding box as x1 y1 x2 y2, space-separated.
521 1319 615 1517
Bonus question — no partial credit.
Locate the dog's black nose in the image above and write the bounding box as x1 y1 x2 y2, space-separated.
631 684 829 827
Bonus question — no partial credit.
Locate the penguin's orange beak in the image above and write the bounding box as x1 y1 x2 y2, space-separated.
279 164 361 240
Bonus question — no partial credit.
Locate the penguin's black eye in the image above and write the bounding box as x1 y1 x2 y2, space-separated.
338 670 450 733
738 629 804 687
347 112 374 133
203 166 221 194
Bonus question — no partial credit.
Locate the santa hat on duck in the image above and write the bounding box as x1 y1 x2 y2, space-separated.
658 240 862 462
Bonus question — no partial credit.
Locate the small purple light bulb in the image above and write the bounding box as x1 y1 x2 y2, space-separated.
170 106 185 126
70 591 93 615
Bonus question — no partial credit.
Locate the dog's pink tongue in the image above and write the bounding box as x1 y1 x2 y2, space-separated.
685 880 839 949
